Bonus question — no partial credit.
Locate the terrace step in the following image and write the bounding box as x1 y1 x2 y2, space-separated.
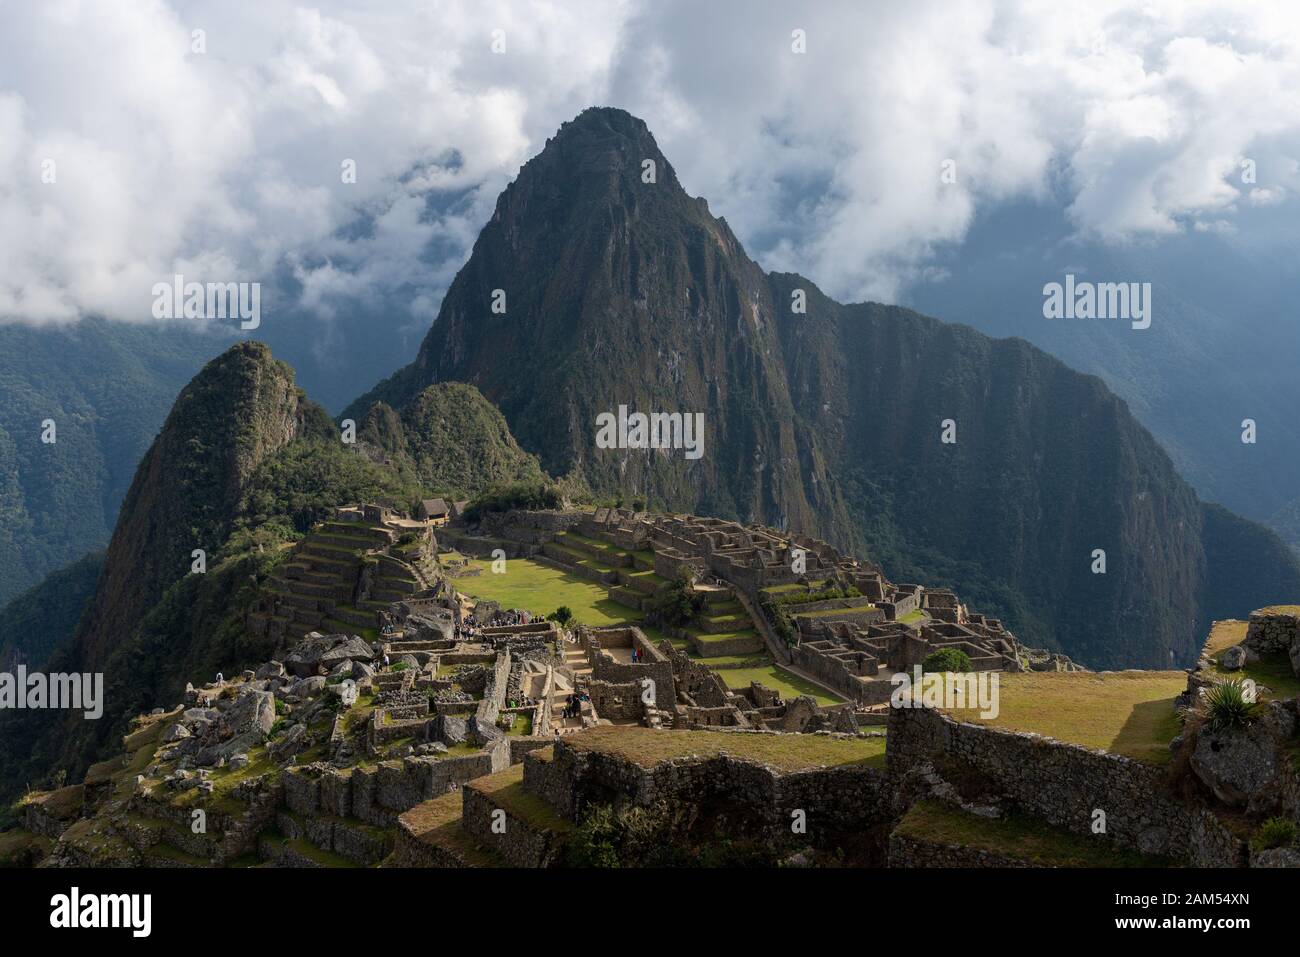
394 792 505 867
275 809 392 867
460 765 572 867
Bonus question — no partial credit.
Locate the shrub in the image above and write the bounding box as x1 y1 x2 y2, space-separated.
921 648 973 674
1252 817 1298 851
648 572 707 628
547 606 574 626
1203 680 1262 731
463 481 563 523
765 585 862 607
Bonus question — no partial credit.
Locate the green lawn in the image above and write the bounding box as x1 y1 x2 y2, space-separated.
1202 619 1300 700
451 557 639 626
721 665 843 705
791 604 877 619
944 671 1185 765
567 725 885 771
760 581 826 596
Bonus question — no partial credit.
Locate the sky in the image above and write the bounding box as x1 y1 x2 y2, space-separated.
1 0 1298 327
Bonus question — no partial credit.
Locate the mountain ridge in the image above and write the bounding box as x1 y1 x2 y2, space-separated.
347 105 1300 669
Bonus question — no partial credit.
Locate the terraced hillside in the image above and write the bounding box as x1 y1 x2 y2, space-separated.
250 515 437 644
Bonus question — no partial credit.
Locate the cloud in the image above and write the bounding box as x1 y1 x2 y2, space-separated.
1 0 1298 322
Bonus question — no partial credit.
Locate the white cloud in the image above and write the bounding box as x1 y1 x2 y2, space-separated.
0 0 1298 322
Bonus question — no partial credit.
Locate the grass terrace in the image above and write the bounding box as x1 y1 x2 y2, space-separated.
721 665 843 706
1202 619 1300 700
760 581 826 596
894 800 1170 867
790 603 877 619
466 764 573 834
450 556 639 625
564 725 886 771
942 670 1185 765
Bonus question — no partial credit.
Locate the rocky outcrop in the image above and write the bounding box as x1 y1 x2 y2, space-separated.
1189 702 1297 812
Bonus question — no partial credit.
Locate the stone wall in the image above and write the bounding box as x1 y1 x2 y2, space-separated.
886 705 1245 866
523 735 890 848
283 743 508 828
1245 612 1300 676
887 832 1034 867
587 679 645 721
475 650 511 728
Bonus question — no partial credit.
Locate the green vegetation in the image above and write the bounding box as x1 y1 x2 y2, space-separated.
1202 620 1300 700
451 556 636 626
358 383 548 503
648 571 707 628
1252 816 1298 852
1202 680 1262 732
944 671 1186 765
568 801 777 868
0 549 104 670
235 438 423 540
895 800 1170 867
546 606 573 626
0 319 222 607
720 666 842 706
764 584 861 607
463 481 563 524
921 648 972 673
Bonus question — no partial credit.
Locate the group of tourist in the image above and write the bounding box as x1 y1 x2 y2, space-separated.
562 689 589 721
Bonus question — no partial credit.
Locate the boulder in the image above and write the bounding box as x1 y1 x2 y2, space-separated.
469 716 503 746
329 659 354 678
1252 847 1300 868
319 637 375 670
284 634 339 677
352 661 376 680
270 723 309 759
1219 645 1248 671
1189 719 1280 808
196 730 263 768
291 676 327 699
256 660 285 680
162 723 191 743
436 714 469 745
219 690 276 739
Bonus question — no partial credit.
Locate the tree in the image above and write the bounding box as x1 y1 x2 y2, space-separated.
921 648 972 674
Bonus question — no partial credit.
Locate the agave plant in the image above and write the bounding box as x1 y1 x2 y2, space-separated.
1202 680 1262 732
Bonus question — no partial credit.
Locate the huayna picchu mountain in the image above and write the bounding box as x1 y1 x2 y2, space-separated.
349 106 1300 669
